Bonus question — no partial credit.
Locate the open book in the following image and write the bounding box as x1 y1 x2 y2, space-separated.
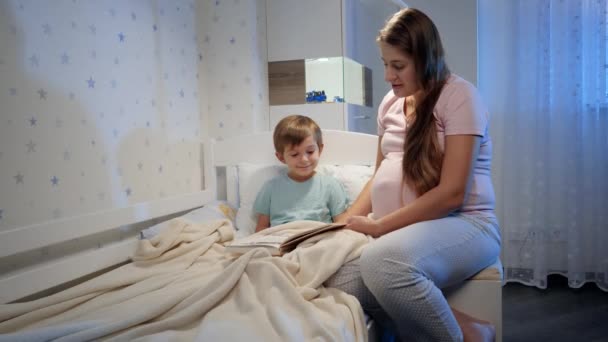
226 220 346 256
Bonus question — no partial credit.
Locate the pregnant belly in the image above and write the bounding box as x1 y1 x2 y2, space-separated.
371 158 417 219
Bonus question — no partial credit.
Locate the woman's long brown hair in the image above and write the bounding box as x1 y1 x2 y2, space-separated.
377 8 450 196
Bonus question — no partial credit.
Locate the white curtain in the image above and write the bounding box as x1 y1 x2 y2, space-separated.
478 0 608 291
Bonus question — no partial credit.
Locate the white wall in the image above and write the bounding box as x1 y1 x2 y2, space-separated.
403 0 478 85
266 0 342 61
199 0 269 141
0 0 203 231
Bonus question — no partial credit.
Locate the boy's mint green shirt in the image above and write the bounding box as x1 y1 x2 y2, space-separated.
253 171 348 227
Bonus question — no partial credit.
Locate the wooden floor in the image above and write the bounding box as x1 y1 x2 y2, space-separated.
503 275 608 342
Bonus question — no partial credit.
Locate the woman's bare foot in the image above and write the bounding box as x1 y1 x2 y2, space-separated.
451 308 496 342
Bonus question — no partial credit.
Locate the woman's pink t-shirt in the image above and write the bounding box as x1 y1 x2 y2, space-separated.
371 74 496 219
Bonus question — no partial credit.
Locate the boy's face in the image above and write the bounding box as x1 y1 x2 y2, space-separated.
276 135 323 182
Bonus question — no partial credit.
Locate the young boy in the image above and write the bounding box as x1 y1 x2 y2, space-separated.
253 115 348 232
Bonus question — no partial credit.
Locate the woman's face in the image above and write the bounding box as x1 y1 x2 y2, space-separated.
380 42 420 98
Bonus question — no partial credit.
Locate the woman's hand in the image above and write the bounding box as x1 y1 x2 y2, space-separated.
346 215 383 237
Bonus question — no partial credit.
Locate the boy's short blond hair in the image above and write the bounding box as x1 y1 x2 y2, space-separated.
273 115 323 154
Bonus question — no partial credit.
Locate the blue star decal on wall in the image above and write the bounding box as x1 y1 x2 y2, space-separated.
29 54 39 66
51 176 59 186
14 172 24 184
87 77 95 88
29 117 37 126
118 32 125 42
26 140 36 152
37 88 47 99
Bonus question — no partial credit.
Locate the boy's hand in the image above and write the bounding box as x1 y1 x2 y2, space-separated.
345 216 382 237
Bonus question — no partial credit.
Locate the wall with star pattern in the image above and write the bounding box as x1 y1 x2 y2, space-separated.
0 0 269 233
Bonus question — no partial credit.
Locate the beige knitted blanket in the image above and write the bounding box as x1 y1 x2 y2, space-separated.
0 218 371 341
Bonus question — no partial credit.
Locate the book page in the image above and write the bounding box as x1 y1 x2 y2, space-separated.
229 234 287 247
283 223 345 247
227 220 346 255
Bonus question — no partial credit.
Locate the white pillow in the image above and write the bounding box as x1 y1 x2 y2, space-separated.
235 163 286 236
317 165 374 205
234 163 374 236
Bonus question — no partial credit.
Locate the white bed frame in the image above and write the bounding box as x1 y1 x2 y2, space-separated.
0 129 502 341
210 130 503 342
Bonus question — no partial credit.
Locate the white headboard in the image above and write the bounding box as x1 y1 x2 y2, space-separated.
210 129 379 207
